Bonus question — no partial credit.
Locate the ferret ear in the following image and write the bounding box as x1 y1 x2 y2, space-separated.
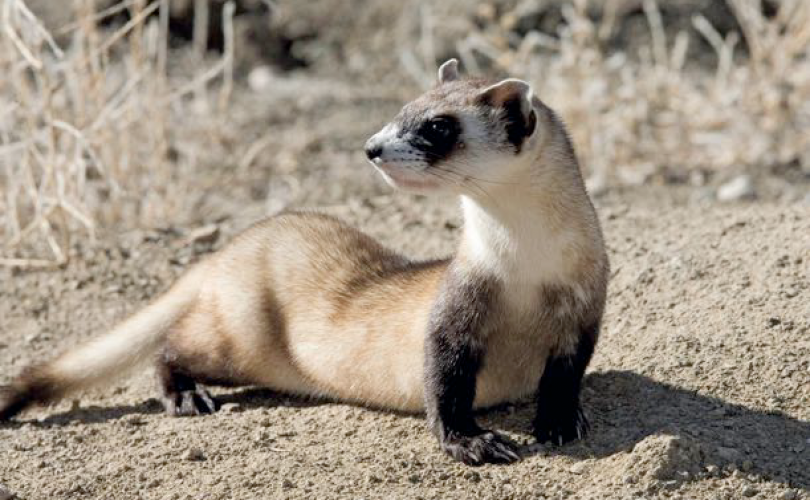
437 59 459 84
477 78 537 152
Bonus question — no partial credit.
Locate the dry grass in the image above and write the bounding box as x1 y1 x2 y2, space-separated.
402 0 810 191
0 0 235 267
1 0 808 264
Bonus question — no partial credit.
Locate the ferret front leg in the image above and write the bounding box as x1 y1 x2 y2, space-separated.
533 322 597 445
424 273 519 466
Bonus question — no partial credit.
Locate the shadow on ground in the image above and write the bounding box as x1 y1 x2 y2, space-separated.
490 371 809 490
6 370 808 490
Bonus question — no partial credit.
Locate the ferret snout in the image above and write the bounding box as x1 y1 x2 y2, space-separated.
364 136 383 161
365 123 402 164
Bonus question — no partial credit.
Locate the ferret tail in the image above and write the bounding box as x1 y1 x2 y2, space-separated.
0 264 205 420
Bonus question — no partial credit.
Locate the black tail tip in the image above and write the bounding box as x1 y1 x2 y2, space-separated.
0 384 33 421
1 365 61 421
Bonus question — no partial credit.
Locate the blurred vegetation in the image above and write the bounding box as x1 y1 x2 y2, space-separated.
1 0 808 266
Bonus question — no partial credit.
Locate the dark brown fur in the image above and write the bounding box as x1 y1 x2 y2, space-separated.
0 365 61 420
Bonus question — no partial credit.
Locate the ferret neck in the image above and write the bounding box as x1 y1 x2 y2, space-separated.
458 178 593 287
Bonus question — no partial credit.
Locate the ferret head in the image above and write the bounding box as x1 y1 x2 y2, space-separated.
365 59 542 195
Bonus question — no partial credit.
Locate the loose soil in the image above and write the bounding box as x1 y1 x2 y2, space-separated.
1 189 808 499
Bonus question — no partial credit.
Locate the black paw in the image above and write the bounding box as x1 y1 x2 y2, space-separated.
533 405 589 446
163 384 219 417
441 430 521 466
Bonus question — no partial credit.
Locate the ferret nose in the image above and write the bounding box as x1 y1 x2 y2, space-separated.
365 138 383 161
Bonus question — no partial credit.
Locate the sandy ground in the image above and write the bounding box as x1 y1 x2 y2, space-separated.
1 6 810 491
1 185 808 499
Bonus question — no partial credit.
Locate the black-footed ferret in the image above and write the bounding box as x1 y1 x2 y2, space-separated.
1 60 608 466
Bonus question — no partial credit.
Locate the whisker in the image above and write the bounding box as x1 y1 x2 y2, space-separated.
418 152 523 186
431 166 499 206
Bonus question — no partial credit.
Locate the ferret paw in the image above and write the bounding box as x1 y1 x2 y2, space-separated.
533 405 589 446
163 385 219 417
441 430 521 466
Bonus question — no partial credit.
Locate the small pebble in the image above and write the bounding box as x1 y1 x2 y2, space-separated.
741 485 758 497
281 479 295 489
464 471 481 483
780 490 798 500
569 461 589 474
717 175 755 202
742 460 754 472
183 447 206 461
185 224 220 246
220 403 241 413
248 65 274 92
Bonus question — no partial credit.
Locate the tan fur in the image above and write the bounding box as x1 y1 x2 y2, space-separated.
166 213 447 411
2 73 608 421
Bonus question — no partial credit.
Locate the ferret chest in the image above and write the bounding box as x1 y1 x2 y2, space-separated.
475 313 552 407
473 281 581 408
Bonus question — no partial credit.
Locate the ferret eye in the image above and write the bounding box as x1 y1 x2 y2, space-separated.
410 115 461 163
430 120 450 136
421 116 456 144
